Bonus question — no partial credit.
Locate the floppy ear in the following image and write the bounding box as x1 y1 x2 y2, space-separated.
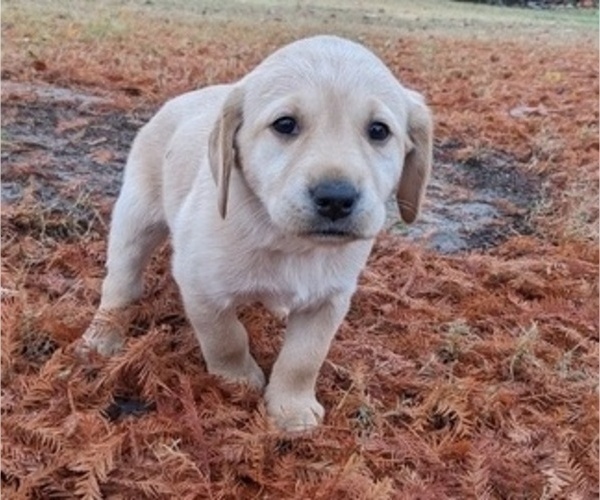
397 93 433 224
208 87 245 219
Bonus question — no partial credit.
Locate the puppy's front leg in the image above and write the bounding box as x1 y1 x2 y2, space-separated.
266 293 351 432
183 300 266 391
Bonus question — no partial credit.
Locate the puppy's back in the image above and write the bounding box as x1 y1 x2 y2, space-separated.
122 84 232 226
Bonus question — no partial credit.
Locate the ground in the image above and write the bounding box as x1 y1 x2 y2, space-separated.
1 0 598 498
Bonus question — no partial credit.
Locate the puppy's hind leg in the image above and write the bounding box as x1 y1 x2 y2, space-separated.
81 172 168 356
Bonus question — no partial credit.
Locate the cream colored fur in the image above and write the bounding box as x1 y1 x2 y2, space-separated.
80 35 433 431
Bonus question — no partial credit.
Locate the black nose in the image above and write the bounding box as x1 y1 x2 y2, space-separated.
310 180 359 221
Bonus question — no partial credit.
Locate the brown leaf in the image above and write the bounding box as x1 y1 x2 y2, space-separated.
56 117 90 134
90 148 115 165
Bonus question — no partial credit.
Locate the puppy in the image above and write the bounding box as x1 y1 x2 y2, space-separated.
81 35 433 431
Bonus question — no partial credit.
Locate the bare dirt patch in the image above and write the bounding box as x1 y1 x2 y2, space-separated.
2 84 145 242
397 143 539 252
2 82 142 200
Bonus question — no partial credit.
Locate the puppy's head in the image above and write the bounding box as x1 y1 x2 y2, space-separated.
209 35 432 242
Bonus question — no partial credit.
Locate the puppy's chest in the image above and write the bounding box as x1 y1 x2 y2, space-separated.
225 250 354 310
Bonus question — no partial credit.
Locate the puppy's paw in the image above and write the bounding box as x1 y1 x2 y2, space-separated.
76 309 130 357
265 391 324 432
78 326 124 358
242 357 267 390
211 356 266 391
265 304 289 322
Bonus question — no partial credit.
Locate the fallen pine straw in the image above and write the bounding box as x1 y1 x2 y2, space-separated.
1 228 597 498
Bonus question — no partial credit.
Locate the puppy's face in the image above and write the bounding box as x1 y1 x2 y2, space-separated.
239 83 405 242
210 36 433 242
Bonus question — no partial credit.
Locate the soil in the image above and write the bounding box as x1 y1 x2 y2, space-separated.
1 82 541 254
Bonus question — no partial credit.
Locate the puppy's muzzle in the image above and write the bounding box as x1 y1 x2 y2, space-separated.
310 180 359 221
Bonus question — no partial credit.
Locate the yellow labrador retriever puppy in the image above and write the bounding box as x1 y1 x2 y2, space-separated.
81 35 432 431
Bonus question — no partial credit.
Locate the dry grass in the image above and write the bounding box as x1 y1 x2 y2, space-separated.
1 0 598 498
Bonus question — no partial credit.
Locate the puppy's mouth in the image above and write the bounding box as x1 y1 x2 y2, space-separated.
302 228 360 242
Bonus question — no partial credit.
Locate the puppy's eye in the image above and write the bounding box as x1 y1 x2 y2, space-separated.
368 121 390 142
272 116 299 136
